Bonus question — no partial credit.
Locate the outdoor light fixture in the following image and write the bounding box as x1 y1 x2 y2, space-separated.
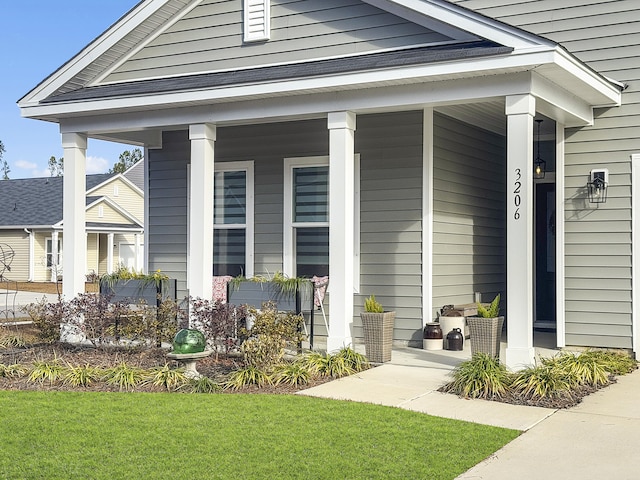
587 168 609 203
534 119 546 179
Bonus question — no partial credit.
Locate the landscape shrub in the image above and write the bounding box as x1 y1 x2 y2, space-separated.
23 297 70 343
188 297 247 357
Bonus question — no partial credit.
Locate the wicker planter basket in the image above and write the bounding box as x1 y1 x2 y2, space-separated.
467 316 504 358
361 311 395 363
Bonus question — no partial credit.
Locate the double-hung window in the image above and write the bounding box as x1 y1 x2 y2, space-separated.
284 157 330 277
213 161 254 277
46 237 62 269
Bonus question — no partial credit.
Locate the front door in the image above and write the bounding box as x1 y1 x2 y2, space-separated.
534 182 556 329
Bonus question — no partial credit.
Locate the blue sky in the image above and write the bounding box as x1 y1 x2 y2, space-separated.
1 1 137 178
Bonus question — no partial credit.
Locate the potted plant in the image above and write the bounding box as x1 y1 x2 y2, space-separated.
467 294 504 358
360 295 395 363
99 266 177 305
227 272 312 313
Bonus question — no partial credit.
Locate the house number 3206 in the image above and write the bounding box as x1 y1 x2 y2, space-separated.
513 168 522 220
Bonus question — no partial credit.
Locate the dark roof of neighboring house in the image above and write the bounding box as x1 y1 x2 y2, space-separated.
0 174 112 227
42 41 512 103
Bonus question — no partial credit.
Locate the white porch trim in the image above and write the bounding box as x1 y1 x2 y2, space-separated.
505 94 536 370
188 123 216 300
327 111 356 352
631 154 640 360
62 132 87 300
555 122 566 348
107 233 115 274
422 108 434 328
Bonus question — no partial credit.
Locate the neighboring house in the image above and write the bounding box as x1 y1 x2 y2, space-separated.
17 0 640 367
0 162 144 282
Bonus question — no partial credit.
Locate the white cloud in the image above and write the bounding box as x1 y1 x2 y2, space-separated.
86 155 110 174
15 159 49 178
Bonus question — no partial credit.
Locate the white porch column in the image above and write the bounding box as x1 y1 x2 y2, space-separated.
107 233 115 273
505 95 536 369
62 132 87 300
50 230 59 282
188 124 216 300
327 111 356 352
134 233 142 271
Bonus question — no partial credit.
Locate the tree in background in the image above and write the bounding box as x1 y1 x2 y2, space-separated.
109 148 143 174
48 156 64 177
0 140 9 180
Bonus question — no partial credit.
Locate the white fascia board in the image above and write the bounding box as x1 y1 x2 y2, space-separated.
0 225 55 230
551 48 621 106
23 48 560 119
364 0 550 49
19 0 176 105
30 47 618 127
56 71 534 134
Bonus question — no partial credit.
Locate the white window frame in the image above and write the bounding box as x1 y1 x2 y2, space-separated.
45 236 62 269
214 161 255 278
284 155 360 289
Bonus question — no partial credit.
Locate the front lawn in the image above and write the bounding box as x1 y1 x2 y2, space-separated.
0 391 518 479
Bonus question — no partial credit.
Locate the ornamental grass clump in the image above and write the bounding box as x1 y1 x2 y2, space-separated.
511 362 574 400
441 353 513 399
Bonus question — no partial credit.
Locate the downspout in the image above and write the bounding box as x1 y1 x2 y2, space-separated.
24 228 34 281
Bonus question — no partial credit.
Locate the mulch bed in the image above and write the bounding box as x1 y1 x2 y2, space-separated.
0 327 332 394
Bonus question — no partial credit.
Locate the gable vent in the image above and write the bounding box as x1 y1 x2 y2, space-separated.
244 0 270 43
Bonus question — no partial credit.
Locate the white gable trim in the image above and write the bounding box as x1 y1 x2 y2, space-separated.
20 0 195 105
83 196 143 227
364 0 551 49
87 172 144 198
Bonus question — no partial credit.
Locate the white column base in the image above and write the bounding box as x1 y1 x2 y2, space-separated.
326 335 353 353
505 346 536 371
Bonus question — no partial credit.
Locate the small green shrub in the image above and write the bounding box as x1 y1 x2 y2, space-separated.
63 364 101 387
103 363 147 391
0 334 26 348
23 297 69 343
225 366 272 390
511 362 573 399
364 295 384 313
547 352 610 388
302 351 355 379
477 294 500 318
273 361 312 386
442 353 512 399
182 376 222 394
0 363 27 378
240 304 306 369
577 350 637 376
145 364 187 391
29 359 65 384
335 347 370 373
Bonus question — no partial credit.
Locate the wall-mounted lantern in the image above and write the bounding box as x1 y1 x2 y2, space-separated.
587 168 609 203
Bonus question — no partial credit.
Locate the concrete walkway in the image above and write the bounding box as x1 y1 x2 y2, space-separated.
300 340 640 479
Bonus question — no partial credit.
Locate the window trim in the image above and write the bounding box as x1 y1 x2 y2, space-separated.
45 236 62 269
283 155 360 290
214 161 255 278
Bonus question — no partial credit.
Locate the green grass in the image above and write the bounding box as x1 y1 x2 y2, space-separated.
0 391 518 479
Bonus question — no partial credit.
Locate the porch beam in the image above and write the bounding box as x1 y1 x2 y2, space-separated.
61 132 87 300
505 94 536 370
327 111 356 352
188 123 216 300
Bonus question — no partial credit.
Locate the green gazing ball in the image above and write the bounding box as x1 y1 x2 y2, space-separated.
172 329 206 354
